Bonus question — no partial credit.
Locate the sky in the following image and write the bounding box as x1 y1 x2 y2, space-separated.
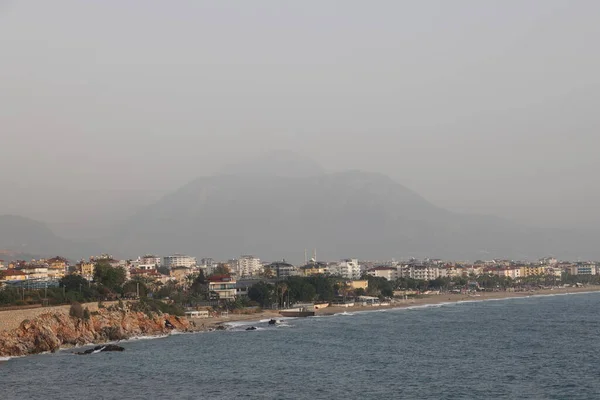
1 0 599 238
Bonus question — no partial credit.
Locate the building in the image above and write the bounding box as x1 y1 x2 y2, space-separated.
346 280 369 291
520 265 546 277
236 256 262 278
208 275 237 301
139 255 161 267
170 266 194 283
18 265 49 280
569 264 597 276
0 269 28 282
265 261 297 278
367 266 397 281
163 254 197 269
330 259 361 280
77 262 95 281
399 265 440 281
299 262 329 276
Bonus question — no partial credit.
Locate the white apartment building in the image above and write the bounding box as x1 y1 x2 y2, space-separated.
139 255 161 267
569 264 597 276
398 265 441 280
163 254 197 269
236 256 262 278
330 259 361 280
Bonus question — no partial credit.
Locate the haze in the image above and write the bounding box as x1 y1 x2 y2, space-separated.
1 0 599 241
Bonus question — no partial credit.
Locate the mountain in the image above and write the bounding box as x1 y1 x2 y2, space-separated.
110 155 600 262
0 215 95 260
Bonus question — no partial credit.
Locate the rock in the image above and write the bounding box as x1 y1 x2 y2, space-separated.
76 344 125 355
0 306 192 358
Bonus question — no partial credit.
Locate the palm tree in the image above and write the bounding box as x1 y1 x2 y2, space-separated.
277 283 288 308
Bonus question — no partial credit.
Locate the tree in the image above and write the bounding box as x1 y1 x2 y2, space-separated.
123 280 148 298
190 270 208 297
286 276 317 303
60 274 89 291
366 276 393 298
157 266 170 275
248 281 276 307
214 264 231 276
276 282 288 307
94 261 126 292
306 275 336 302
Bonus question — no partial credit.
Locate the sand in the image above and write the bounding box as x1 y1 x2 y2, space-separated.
197 285 600 330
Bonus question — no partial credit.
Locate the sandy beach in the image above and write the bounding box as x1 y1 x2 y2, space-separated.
199 285 600 330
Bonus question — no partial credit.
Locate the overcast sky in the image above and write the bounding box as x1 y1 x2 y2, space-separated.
1 0 599 237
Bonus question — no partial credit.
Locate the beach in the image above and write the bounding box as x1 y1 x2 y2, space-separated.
201 285 600 329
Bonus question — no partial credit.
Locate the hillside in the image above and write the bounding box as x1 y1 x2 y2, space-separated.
110 166 600 262
0 215 93 260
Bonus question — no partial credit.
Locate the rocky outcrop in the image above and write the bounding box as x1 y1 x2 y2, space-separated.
75 344 125 355
0 307 191 357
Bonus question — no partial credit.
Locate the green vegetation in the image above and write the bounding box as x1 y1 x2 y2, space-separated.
94 261 126 292
130 298 185 317
69 302 85 319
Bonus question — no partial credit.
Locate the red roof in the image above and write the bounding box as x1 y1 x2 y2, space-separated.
2 269 26 276
207 275 233 282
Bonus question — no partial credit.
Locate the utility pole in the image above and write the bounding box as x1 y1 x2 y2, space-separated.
136 282 140 298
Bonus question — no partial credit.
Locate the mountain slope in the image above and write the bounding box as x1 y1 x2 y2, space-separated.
110 169 599 262
0 215 95 260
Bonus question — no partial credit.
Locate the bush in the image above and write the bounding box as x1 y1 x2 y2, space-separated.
98 300 105 309
83 307 91 320
69 302 85 319
130 299 185 317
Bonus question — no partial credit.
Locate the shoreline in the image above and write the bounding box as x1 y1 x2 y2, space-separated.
205 286 600 329
2 286 599 360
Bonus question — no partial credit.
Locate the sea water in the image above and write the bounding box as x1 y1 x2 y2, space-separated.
2 292 600 399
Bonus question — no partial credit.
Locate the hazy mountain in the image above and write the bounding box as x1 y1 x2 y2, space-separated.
110 155 600 262
0 215 94 260
219 150 326 178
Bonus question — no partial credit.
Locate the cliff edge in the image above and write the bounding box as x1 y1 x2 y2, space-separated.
0 305 191 357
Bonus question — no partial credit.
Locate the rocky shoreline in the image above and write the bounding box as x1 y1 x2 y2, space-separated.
0 305 192 358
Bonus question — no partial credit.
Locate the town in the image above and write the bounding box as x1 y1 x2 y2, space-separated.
1 252 598 312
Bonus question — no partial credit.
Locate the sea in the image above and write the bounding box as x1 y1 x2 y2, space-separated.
2 292 600 399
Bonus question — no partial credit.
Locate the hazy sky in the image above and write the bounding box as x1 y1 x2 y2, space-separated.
1 0 599 237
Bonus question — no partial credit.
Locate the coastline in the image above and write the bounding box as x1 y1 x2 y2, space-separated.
204 286 600 329
2 286 599 359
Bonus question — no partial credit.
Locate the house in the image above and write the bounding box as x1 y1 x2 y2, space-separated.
569 264 597 276
367 266 397 281
330 259 361 280
235 256 263 278
0 269 28 282
46 257 69 280
18 265 48 280
207 275 237 301
346 280 369 291
77 262 95 281
130 268 168 283
299 262 329 276
170 266 194 283
265 261 296 278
